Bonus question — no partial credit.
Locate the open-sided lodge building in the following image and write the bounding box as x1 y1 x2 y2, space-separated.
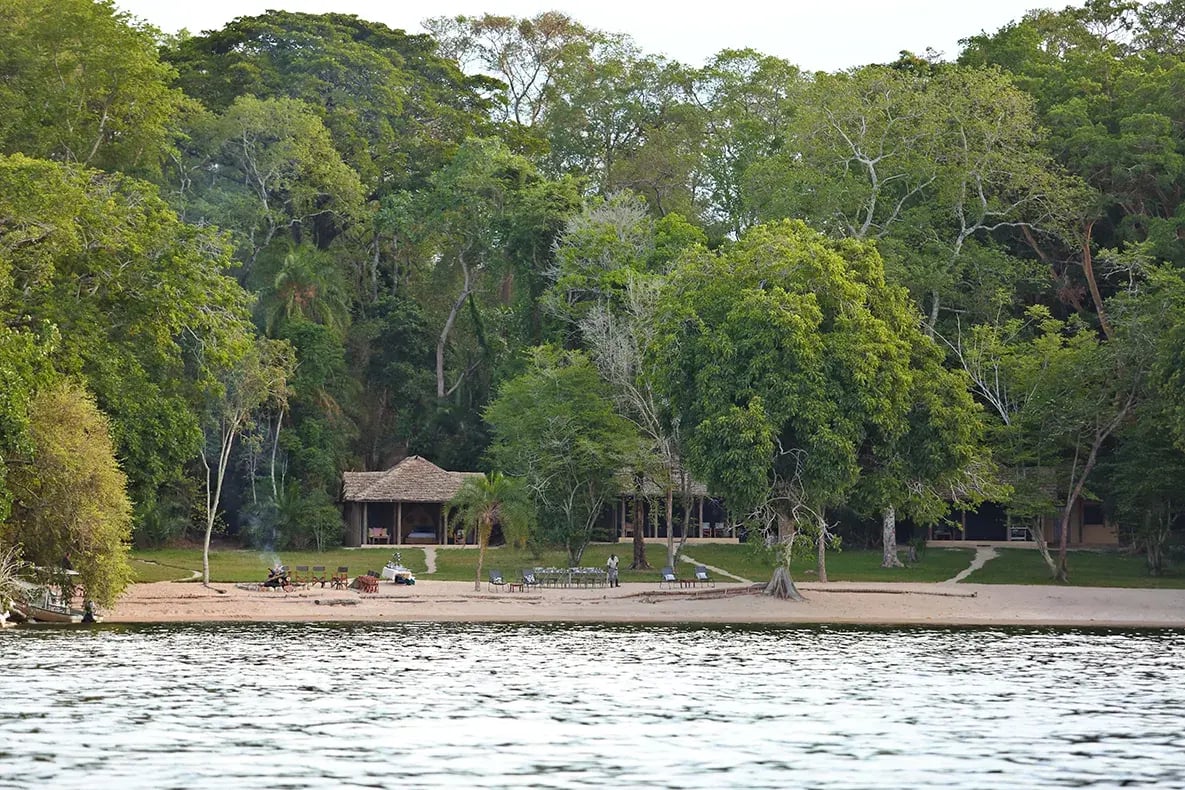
341 457 1117 548
340 457 730 546
340 456 482 547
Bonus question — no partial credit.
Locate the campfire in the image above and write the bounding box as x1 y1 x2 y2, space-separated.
262 564 291 590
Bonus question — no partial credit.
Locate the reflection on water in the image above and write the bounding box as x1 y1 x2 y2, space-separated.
2 623 1184 788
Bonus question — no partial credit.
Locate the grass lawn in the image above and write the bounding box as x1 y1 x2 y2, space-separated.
130 542 974 585
963 548 1185 588
129 547 427 584
675 543 973 583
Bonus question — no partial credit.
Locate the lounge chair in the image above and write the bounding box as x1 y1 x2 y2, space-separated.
521 569 541 588
331 566 349 589
487 569 508 592
310 565 327 588
694 565 714 587
659 566 678 589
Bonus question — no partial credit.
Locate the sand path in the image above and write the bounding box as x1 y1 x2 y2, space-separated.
680 554 752 583
945 545 998 583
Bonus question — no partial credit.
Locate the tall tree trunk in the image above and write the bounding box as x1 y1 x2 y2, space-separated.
1080 219 1113 340
816 517 828 583
1055 397 1135 582
630 486 650 570
270 408 283 501
665 488 675 569
765 510 805 601
201 419 239 587
474 518 489 593
437 249 472 398
881 505 903 568
926 289 940 338
1029 519 1059 577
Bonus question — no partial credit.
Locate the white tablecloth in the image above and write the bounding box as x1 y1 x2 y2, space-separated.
381 565 415 582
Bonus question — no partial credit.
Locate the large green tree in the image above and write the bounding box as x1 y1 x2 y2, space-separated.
0 154 256 524
3 381 133 607
0 0 186 176
651 220 921 597
485 346 638 565
167 11 490 193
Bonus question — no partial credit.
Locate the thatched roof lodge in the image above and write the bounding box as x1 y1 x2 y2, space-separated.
340 456 481 546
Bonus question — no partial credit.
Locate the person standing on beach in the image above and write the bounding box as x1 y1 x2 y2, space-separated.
607 554 619 588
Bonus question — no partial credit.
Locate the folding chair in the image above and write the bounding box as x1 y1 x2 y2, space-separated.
694 565 715 587
331 566 349 589
659 566 678 589
310 565 327 588
487 569 508 592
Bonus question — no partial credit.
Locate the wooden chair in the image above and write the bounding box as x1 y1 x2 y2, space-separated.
293 565 310 588
355 571 379 594
331 567 349 589
310 565 327 588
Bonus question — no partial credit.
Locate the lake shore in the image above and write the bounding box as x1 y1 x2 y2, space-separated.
101 579 1185 628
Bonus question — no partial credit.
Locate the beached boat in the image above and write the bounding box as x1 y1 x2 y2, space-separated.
12 579 94 624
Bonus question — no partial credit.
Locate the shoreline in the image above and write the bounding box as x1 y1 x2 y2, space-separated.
88 579 1185 629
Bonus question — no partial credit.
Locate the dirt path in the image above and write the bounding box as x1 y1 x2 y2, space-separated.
680 554 753 584
422 547 437 575
945 545 998 584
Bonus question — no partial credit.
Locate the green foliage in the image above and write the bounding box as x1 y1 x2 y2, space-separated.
485 346 640 565
1 381 133 607
450 471 536 589
0 0 187 175
178 95 365 266
652 220 916 528
168 11 490 192
0 154 256 511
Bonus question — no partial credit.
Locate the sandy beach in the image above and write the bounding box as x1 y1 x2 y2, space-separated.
104 579 1185 628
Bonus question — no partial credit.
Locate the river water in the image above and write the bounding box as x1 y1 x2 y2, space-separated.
2 623 1183 788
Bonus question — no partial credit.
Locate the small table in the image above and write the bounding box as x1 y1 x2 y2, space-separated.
380 564 415 584
507 582 525 592
679 578 696 588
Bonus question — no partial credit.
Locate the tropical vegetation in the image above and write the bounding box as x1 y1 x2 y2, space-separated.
3 0 1185 604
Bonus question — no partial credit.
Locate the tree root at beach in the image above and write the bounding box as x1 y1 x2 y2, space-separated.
764 566 805 601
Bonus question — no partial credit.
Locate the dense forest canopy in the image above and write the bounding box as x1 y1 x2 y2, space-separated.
3 0 1185 599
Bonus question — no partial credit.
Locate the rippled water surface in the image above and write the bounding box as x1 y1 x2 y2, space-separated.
3 623 1184 788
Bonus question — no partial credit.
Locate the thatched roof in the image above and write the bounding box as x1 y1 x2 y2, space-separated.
341 456 481 503
614 469 711 498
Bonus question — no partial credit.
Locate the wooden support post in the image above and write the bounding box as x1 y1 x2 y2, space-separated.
396 501 403 545
362 503 369 545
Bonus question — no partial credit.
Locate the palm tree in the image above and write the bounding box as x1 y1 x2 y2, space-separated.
450 472 535 592
263 244 349 336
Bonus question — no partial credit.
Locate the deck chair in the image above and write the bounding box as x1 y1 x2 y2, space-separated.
488 569 508 591
659 566 678 589
331 566 349 589
293 565 310 587
694 565 715 587
521 569 541 588
310 565 327 588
